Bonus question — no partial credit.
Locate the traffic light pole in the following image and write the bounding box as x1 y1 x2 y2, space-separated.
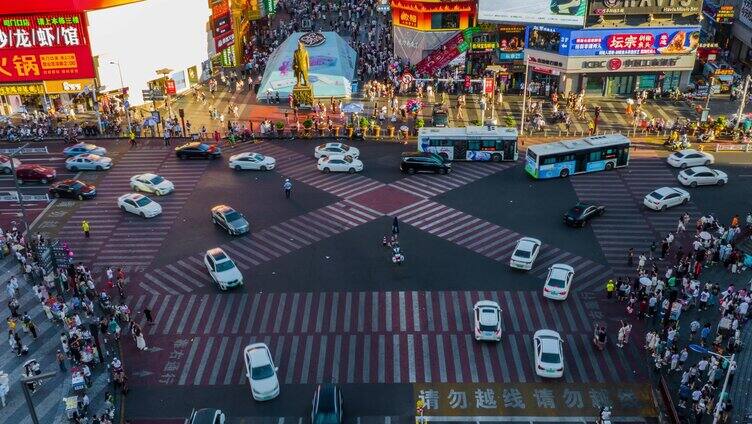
20 372 56 424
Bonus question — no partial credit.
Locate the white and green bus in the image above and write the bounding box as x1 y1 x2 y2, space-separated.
418 126 519 162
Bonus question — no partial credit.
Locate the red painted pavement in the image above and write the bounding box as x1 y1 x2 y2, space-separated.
348 185 422 215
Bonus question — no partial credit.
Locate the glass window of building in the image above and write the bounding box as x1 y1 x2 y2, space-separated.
431 13 460 30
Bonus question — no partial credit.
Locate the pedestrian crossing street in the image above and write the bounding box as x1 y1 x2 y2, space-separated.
389 161 516 199
56 148 209 269
396 199 608 293
138 200 383 294
125 289 644 387
571 149 700 276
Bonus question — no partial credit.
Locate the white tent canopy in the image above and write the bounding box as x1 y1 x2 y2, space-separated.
257 32 357 101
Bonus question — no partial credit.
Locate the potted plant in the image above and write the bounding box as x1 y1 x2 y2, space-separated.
416 118 425 129
302 119 313 138
504 115 517 128
275 121 285 137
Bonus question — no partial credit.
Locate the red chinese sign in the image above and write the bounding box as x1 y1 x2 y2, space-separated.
0 12 95 83
606 33 667 51
165 79 176 95
416 32 465 75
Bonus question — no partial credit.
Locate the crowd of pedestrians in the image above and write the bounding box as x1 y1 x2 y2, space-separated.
605 212 750 423
0 223 147 423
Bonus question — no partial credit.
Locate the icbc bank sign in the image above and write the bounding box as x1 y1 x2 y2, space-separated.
581 57 680 71
0 12 95 83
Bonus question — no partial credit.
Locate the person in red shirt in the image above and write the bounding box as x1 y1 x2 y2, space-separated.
213 130 221 143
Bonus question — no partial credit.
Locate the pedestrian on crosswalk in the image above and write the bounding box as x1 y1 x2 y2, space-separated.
605 279 615 299
283 178 292 199
392 216 399 235
143 307 154 324
81 220 90 238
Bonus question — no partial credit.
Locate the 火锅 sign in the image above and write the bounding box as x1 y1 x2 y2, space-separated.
588 0 702 16
0 12 95 83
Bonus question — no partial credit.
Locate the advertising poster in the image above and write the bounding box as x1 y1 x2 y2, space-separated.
478 0 586 27
187 65 199 85
498 25 525 60
568 27 700 56
588 0 701 16
0 12 96 83
171 70 186 92
741 0 752 28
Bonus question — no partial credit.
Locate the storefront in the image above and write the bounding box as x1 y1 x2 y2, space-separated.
525 26 700 97
390 0 476 65
0 11 99 115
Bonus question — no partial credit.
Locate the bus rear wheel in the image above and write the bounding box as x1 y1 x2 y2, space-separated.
559 168 570 178
491 154 502 162
605 162 614 171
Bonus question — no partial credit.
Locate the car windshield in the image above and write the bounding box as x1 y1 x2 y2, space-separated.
198 144 209 151
225 211 243 222
673 152 685 158
340 144 350 150
216 260 235 272
251 364 275 380
683 168 695 176
149 176 164 185
70 182 84 190
87 155 101 161
541 352 560 364
135 197 152 207
84 144 97 150
649 192 663 200
515 248 531 258
548 277 567 288
343 156 353 163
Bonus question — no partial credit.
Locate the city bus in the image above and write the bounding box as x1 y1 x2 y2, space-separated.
417 126 518 162
524 134 631 179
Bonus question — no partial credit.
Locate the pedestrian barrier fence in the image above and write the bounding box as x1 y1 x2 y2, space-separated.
0 191 50 202
0 147 48 155
715 143 752 152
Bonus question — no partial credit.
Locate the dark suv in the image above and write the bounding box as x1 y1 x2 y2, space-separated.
400 152 451 174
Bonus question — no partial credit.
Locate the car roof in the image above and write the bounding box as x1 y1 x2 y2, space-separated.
324 154 350 160
550 263 574 273
535 330 562 351
517 237 541 249
401 151 436 158
207 247 228 259
325 142 343 148
677 149 697 155
136 173 158 179
653 187 676 195
17 163 44 170
477 307 499 326
211 204 233 213
122 193 145 201
683 166 711 173
246 343 271 365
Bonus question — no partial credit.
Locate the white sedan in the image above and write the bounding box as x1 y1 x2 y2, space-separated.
534 329 564 379
204 247 243 290
229 152 276 171
643 187 690 211
244 343 280 401
65 154 113 171
314 142 360 159
473 300 502 341
678 166 728 187
117 193 162 218
317 155 364 174
667 149 714 168
543 264 574 300
130 173 174 195
509 237 541 270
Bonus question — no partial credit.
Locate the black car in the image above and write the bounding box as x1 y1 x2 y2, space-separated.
175 142 221 160
48 179 96 200
400 152 451 175
564 203 605 227
311 384 343 424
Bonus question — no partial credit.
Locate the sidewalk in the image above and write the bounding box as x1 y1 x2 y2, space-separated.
0 254 123 424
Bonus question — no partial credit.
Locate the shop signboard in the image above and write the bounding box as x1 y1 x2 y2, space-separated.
263 0 277 16
0 84 45 95
214 32 235 52
588 0 702 16
0 12 96 83
165 79 176 95
529 27 701 56
415 27 478 75
568 53 696 72
187 65 199 85
478 0 586 27
172 71 186 92
43 78 94 93
498 26 525 60
1 0 145 15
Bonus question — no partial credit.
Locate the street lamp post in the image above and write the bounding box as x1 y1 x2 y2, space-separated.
8 143 30 236
110 60 132 136
20 371 56 424
519 56 530 134
700 76 715 124
688 344 735 424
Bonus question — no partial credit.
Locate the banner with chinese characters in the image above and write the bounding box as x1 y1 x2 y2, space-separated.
1 0 145 15
568 27 700 56
415 383 657 417
588 0 702 16
0 83 45 95
0 13 95 83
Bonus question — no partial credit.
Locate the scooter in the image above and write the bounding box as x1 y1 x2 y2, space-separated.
392 246 405 265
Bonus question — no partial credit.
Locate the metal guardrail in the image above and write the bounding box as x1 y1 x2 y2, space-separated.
0 147 49 155
715 143 752 152
0 191 50 202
